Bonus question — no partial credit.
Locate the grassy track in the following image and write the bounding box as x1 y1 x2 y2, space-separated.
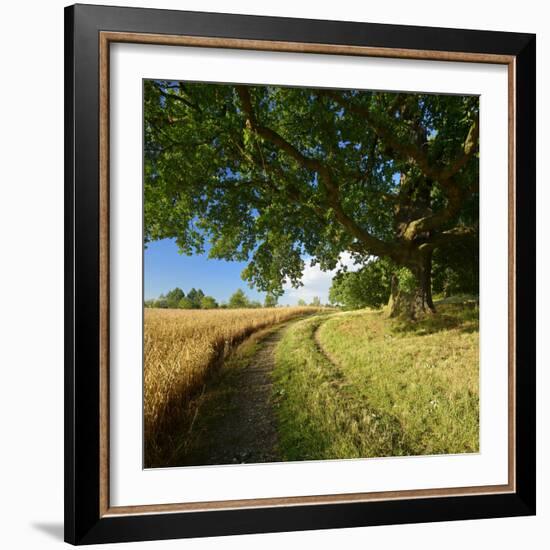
273 303 479 460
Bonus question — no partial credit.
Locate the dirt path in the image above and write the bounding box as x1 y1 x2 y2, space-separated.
177 324 290 466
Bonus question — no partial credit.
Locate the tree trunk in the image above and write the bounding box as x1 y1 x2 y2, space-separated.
423 252 435 311
388 252 436 320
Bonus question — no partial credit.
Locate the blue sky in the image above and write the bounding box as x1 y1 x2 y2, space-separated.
144 238 265 304
144 238 360 305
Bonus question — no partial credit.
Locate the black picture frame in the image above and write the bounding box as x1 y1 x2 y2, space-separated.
65 3 536 545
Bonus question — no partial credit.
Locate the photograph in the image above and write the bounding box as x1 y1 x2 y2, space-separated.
142 80 480 469
60 2 537 545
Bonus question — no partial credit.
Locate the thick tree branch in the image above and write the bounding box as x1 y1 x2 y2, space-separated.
320 90 478 240
236 86 323 173
402 122 478 241
439 119 479 181
322 90 478 184
155 88 202 113
236 85 395 258
418 225 478 252
401 176 465 240
319 89 437 178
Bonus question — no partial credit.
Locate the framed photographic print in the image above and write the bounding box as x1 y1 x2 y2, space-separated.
64 3 536 545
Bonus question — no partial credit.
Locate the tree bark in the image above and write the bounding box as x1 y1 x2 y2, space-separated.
423 252 435 312
388 251 436 320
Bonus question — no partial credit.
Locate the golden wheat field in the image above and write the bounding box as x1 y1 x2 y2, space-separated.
144 306 317 464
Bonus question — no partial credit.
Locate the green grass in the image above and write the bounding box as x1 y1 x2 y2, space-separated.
273 302 479 460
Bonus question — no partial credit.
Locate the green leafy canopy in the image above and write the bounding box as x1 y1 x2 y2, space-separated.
144 80 479 296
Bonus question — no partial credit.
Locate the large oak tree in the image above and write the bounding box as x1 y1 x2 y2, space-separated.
144 80 478 317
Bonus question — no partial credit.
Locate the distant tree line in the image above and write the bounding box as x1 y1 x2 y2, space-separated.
144 287 282 309
296 296 323 307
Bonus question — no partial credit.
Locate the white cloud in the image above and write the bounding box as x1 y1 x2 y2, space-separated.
281 252 362 305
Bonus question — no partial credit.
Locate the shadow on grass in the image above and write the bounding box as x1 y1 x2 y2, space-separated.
390 301 479 336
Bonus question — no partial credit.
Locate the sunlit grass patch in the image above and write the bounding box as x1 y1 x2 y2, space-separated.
273 303 479 460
